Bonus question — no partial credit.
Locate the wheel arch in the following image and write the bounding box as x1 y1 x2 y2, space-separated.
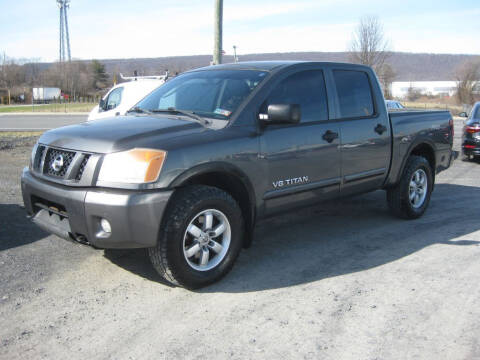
392 139 436 188
169 162 257 248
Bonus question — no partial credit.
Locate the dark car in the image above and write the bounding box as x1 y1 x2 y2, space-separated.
461 102 480 159
385 100 405 110
21 61 454 288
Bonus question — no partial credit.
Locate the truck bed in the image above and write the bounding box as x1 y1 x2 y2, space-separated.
386 110 453 186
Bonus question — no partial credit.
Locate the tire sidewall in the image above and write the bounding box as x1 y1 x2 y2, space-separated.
165 195 243 288
402 157 433 218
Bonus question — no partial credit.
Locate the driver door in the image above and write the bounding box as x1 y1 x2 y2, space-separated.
259 69 341 215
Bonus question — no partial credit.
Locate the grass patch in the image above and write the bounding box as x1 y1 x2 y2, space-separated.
402 101 463 114
0 131 44 138
0 103 96 113
0 131 42 150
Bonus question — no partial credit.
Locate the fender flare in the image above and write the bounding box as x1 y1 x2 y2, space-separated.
394 137 437 186
169 162 257 247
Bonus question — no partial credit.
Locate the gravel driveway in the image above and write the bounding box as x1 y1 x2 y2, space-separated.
1 120 479 359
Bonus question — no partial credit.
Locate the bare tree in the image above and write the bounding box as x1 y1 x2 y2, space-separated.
349 15 390 72
455 59 480 105
0 52 27 103
378 63 396 98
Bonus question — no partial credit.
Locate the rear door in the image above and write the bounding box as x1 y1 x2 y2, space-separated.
330 68 391 196
259 68 341 215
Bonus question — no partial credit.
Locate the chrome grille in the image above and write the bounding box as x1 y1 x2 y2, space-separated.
33 145 46 171
75 155 90 181
43 148 75 177
34 145 92 182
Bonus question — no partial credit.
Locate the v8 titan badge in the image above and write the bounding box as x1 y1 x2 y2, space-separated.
273 176 309 189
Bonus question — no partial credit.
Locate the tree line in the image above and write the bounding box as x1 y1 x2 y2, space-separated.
0 53 109 103
2 16 479 106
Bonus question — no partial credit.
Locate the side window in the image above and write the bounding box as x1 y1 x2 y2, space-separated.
333 70 374 118
263 70 328 123
105 87 123 110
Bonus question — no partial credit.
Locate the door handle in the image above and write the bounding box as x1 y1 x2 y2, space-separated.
322 130 338 143
375 124 387 135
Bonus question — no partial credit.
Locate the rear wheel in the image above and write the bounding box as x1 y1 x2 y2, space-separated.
386 155 433 219
148 185 244 289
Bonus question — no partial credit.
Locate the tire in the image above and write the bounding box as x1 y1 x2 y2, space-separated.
148 185 244 289
462 153 473 161
386 155 433 219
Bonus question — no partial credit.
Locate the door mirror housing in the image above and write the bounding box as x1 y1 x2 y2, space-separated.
262 104 301 124
99 99 106 112
459 111 468 118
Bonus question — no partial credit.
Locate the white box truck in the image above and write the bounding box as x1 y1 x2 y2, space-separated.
33 87 61 102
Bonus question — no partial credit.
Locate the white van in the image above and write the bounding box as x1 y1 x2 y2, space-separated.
87 75 166 121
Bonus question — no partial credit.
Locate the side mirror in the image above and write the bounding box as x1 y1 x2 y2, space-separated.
99 99 106 112
459 112 468 118
262 104 301 124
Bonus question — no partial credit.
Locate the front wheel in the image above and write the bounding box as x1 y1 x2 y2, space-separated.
148 185 244 289
386 155 433 219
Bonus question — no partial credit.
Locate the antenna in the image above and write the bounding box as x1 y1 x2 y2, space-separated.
57 0 71 62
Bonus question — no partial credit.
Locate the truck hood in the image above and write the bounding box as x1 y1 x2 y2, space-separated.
39 115 205 153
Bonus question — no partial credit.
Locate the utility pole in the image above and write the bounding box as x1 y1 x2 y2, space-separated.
213 0 223 65
233 45 238 63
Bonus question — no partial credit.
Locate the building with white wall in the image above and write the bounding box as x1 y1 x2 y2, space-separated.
391 81 458 98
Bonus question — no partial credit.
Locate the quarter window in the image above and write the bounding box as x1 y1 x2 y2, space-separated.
263 70 328 123
333 70 374 118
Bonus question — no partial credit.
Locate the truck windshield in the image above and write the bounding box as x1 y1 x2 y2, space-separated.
135 70 268 120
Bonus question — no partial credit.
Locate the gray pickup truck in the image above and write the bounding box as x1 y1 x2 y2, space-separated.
21 61 454 288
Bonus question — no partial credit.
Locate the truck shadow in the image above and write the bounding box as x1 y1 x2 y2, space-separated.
0 203 49 251
105 183 480 293
103 248 172 286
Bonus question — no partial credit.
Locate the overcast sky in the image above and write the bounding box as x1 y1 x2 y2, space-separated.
1 0 479 62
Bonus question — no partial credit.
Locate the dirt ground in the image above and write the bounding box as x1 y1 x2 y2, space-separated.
1 120 479 359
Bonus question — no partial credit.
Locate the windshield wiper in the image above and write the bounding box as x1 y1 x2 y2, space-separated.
127 107 153 115
151 107 210 126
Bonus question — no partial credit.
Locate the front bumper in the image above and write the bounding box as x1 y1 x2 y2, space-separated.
21 167 173 248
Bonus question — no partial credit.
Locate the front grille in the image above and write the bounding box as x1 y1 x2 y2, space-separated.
34 145 92 182
33 145 46 170
43 148 76 177
75 155 90 180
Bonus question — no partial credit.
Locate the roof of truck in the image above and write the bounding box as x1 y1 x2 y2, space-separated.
191 61 371 72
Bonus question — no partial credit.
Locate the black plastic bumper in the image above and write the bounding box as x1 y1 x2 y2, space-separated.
462 145 480 156
21 167 173 249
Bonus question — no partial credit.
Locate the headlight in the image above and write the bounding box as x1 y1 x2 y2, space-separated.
98 148 167 184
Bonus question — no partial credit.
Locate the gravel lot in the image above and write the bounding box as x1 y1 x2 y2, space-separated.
1 120 479 359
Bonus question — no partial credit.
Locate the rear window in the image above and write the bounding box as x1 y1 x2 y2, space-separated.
333 70 374 118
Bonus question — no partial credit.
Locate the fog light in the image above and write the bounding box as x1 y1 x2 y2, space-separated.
100 218 111 233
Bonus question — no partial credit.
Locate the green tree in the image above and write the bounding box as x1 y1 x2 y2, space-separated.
91 59 108 89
